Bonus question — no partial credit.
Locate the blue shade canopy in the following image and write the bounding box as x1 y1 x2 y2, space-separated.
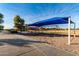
28 17 74 27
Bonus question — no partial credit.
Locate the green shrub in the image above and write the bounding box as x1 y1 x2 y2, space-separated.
6 29 18 33
0 25 4 30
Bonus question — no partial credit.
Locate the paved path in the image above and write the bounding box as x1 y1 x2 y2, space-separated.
0 32 74 56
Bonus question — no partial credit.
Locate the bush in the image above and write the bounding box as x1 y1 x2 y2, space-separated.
9 29 18 33
0 25 4 30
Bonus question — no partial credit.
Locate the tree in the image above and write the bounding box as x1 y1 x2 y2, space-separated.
0 13 4 30
14 15 25 31
0 13 4 24
0 13 4 23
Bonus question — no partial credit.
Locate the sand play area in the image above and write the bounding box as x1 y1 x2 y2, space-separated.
26 29 79 55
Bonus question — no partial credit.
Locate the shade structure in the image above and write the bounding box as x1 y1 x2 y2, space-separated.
28 17 76 45
28 17 74 27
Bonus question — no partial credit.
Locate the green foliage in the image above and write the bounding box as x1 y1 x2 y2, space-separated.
14 15 21 24
0 13 4 24
0 25 4 30
0 13 4 31
14 15 25 31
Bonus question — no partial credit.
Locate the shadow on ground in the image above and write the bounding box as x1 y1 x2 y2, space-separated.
71 43 79 45
0 39 46 46
17 32 75 37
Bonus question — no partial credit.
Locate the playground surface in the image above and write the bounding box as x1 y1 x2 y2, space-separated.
26 29 79 56
0 31 74 56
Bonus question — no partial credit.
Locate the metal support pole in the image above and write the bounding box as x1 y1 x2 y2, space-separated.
73 23 76 40
68 17 71 45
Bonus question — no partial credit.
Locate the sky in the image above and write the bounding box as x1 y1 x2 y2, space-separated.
0 3 79 29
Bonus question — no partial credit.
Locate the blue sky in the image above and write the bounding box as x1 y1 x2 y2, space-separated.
0 3 79 29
